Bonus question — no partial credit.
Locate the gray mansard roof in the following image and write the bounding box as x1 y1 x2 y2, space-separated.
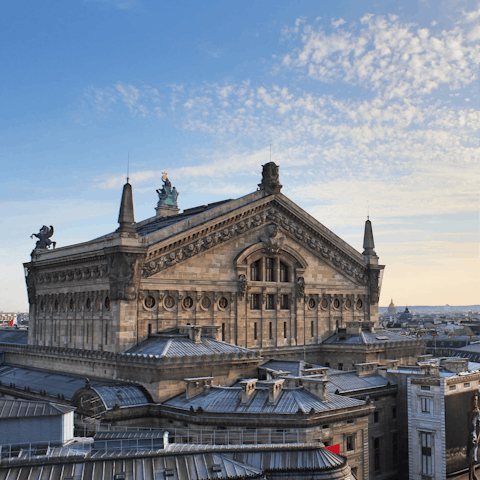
164 383 365 414
0 399 74 419
126 333 254 358
323 328 418 346
326 372 396 394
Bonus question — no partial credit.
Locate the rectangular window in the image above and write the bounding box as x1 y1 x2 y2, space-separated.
86 324 89 344
392 406 397 420
221 323 225 341
464 382 471 388
421 385 431 391
374 437 381 474
421 397 431 413
421 432 432 475
283 322 287 338
104 324 108 345
280 294 289 310
280 262 289 282
266 294 275 310
250 294 261 310
374 411 379 423
346 435 355 451
449 385 456 391
269 322 273 340
325 362 330 368
148 323 152 335
266 258 275 282
250 260 260 281
254 322 258 340
338 363 343 371
311 320 314 337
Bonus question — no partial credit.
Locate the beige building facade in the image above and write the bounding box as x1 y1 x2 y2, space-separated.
24 163 384 356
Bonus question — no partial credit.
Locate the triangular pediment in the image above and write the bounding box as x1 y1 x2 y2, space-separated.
141 193 369 285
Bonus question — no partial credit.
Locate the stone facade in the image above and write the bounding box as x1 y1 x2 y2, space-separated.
24 164 384 357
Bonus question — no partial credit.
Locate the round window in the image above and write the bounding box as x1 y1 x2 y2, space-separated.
321 298 328 309
104 297 111 310
333 298 340 309
356 299 363 310
164 295 175 309
183 296 194 309
308 298 316 309
86 298 92 310
144 295 156 309
218 297 229 309
54 299 59 311
201 296 212 309
69 299 74 311
40 300 45 311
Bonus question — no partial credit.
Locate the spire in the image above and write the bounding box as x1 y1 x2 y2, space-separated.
116 180 136 233
362 217 376 256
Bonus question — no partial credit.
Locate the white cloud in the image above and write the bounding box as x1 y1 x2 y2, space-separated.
281 12 480 100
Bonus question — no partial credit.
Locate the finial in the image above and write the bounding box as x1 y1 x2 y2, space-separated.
116 180 136 233
362 216 376 256
127 152 130 183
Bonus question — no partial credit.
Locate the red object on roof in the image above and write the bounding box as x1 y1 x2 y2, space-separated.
326 444 341 455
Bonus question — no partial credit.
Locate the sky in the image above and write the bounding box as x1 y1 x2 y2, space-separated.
0 0 478 312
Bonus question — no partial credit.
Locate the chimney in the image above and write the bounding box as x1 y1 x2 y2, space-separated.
184 377 214 400
179 325 202 343
418 362 440 378
268 379 284 403
355 362 379 378
441 358 468 374
301 378 328 401
240 379 258 404
116 180 136 234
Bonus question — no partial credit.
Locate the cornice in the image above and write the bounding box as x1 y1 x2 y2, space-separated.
142 198 370 285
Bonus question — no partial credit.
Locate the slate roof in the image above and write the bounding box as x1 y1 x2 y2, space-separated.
259 360 341 376
0 329 28 345
0 365 148 405
0 451 265 480
92 385 150 409
326 372 395 394
135 200 233 237
0 399 74 419
126 334 253 357
323 328 416 345
164 384 365 414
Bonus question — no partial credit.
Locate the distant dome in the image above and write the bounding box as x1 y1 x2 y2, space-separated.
399 306 413 322
388 299 397 315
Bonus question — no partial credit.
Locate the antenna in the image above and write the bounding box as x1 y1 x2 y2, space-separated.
127 152 130 183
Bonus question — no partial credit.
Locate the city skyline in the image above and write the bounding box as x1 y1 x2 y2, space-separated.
1 0 478 311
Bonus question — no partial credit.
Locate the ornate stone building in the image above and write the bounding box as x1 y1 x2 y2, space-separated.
24 163 384 357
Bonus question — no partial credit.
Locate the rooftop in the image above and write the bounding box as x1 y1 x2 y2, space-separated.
164 384 365 415
0 329 28 345
126 332 255 358
0 399 74 419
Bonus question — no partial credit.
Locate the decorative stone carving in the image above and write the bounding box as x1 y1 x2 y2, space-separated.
258 162 282 195
296 277 305 299
238 274 249 299
31 225 56 250
107 252 143 301
260 224 285 255
368 268 381 305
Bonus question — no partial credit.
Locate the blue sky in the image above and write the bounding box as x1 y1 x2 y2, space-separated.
1 0 479 311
